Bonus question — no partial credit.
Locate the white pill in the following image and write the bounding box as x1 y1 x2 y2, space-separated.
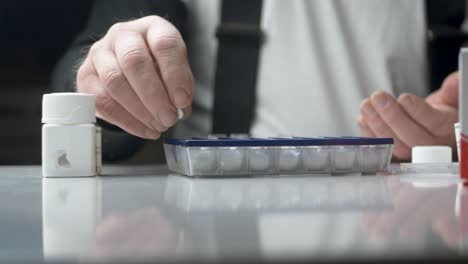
177 108 184 120
308 148 329 171
219 148 245 172
361 147 381 170
190 149 217 173
334 148 355 171
278 148 302 171
249 149 272 171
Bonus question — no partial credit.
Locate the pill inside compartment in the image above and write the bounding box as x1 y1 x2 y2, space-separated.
361 145 391 173
306 146 331 173
219 147 248 175
278 146 306 173
248 147 277 174
187 147 219 175
332 146 360 174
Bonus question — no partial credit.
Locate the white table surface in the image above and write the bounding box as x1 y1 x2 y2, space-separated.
0 165 467 263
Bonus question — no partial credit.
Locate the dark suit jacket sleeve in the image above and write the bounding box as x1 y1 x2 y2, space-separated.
50 0 187 162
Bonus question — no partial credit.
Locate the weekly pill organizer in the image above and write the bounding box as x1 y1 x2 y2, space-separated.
164 137 394 177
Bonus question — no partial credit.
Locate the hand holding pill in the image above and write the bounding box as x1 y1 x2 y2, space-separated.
76 16 193 139
357 72 459 161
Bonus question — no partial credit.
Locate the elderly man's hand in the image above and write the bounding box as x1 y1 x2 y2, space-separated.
77 16 193 139
357 72 459 161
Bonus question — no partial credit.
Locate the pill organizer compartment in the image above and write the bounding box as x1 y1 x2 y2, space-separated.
187 147 219 175
361 145 392 173
306 146 332 173
164 144 190 175
332 146 361 174
163 137 394 177
248 147 277 174
219 147 248 174
277 146 306 173
164 143 177 171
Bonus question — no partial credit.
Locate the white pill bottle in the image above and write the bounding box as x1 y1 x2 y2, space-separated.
42 93 101 177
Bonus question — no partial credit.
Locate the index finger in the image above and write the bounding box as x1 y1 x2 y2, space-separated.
398 93 457 136
370 91 435 147
146 19 193 109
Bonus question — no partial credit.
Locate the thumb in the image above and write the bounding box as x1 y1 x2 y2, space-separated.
426 72 459 108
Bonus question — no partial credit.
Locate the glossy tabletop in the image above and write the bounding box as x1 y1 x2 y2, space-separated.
0 165 467 263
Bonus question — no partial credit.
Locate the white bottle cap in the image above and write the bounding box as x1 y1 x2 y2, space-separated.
412 146 452 163
42 93 96 124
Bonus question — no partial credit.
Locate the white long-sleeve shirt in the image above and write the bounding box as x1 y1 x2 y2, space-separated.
177 0 428 137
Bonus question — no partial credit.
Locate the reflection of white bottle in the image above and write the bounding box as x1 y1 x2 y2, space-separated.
42 177 100 261
42 93 101 177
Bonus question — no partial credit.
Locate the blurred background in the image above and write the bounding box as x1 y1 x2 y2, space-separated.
0 1 92 164
0 0 467 165
0 1 169 165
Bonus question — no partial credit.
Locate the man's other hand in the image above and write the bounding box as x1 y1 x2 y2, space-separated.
357 72 459 161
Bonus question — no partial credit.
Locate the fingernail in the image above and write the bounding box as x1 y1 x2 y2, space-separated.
151 120 166 132
158 108 178 127
398 94 414 109
362 104 377 117
145 129 160 139
173 88 190 108
372 93 388 109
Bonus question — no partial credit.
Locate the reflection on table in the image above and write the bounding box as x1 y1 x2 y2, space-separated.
32 167 468 262
42 177 100 261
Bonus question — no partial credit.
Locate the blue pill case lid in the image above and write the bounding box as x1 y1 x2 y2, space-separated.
164 136 394 147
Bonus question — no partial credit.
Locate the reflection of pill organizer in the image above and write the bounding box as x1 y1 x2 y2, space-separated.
164 137 394 177
164 175 393 212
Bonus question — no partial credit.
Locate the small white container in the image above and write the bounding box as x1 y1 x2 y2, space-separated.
42 93 101 177
412 146 452 163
